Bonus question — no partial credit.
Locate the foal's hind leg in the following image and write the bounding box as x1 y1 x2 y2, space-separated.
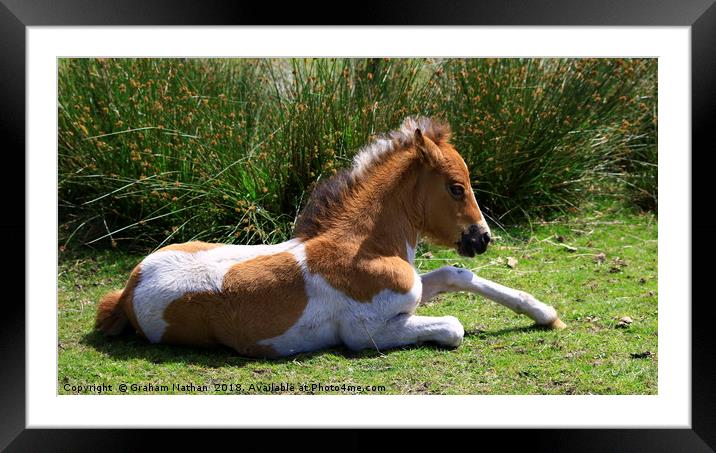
420 266 566 329
340 313 465 352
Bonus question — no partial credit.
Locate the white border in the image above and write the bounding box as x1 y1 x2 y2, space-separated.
28 27 690 428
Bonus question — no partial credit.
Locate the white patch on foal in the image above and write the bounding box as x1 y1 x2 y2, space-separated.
132 239 303 343
259 251 430 356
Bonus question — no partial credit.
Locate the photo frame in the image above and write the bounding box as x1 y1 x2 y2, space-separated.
4 0 715 450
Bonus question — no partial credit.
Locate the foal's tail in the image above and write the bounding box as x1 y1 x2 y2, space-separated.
95 290 128 336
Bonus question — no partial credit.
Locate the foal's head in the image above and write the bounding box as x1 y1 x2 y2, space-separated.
413 124 491 257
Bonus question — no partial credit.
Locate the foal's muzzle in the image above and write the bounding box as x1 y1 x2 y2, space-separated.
457 224 491 257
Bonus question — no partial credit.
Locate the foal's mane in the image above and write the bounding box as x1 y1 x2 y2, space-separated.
293 116 452 239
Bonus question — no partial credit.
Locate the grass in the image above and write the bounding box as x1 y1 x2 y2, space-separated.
440 58 656 222
58 58 657 248
58 199 657 395
616 69 658 213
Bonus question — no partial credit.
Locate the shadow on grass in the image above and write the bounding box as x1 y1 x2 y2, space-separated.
81 329 458 368
464 323 548 338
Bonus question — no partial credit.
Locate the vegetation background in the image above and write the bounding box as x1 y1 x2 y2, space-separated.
58 58 658 395
59 58 656 249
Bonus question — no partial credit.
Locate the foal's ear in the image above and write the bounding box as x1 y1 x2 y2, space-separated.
414 129 443 166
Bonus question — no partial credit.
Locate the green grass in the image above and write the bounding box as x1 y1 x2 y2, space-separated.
58 199 657 395
59 58 657 248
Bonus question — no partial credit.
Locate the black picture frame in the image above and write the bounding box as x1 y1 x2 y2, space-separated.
3 0 715 450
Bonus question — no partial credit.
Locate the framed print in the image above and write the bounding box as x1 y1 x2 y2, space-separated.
4 0 716 450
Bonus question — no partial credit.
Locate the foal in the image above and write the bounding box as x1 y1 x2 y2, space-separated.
96 117 565 358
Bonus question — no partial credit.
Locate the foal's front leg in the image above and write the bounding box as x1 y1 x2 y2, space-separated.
420 266 567 329
341 313 465 352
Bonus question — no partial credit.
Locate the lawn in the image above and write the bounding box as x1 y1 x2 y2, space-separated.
58 199 658 395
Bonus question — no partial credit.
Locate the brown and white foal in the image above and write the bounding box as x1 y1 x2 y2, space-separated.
96 117 566 358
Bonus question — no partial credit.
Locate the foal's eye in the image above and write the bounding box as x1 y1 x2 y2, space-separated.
449 184 465 199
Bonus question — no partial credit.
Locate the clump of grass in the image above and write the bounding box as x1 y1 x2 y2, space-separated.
611 60 658 212
437 58 657 225
58 58 656 250
59 58 281 248
621 118 657 212
59 58 439 249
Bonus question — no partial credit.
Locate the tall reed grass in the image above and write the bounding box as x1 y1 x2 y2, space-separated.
438 58 656 222
612 59 658 212
58 58 656 249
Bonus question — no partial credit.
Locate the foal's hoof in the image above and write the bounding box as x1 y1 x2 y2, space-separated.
549 318 567 330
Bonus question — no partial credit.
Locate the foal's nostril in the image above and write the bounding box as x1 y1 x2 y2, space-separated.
482 232 491 245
